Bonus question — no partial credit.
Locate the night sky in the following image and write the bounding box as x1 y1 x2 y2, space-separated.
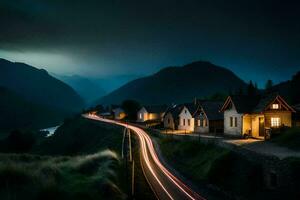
0 0 299 87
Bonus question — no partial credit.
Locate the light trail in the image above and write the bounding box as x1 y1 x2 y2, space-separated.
84 114 205 200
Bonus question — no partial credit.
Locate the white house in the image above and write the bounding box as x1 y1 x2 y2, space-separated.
137 105 168 122
178 105 195 131
163 103 199 132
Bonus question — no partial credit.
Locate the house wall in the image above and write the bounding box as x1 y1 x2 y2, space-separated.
194 114 209 133
113 108 126 120
224 107 243 136
264 111 292 128
137 107 148 122
251 114 264 138
148 113 161 120
163 112 175 130
242 114 252 135
178 106 194 132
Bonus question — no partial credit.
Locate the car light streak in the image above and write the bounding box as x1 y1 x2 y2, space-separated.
84 114 205 200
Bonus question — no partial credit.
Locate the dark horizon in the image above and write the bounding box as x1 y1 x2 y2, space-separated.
1 0 300 87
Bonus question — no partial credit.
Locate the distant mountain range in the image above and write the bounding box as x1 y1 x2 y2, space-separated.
96 61 248 105
0 58 84 130
53 74 107 104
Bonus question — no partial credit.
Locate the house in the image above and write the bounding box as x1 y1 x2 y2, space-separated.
220 93 295 139
163 103 199 132
194 101 224 133
137 105 168 122
111 106 126 120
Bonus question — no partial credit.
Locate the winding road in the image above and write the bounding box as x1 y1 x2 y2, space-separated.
84 114 205 200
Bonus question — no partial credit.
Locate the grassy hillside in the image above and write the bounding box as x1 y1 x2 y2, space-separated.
97 61 247 104
0 117 129 200
34 117 124 155
0 151 124 200
158 137 300 200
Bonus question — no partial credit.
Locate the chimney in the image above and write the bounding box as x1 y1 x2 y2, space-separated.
194 97 197 105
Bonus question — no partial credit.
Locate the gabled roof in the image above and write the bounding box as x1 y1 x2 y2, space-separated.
165 104 185 117
165 102 200 117
198 101 224 120
143 105 168 113
184 103 200 116
220 93 295 113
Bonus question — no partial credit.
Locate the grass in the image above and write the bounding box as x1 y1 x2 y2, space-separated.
158 137 265 199
0 151 125 200
0 116 155 200
159 137 230 181
271 127 300 150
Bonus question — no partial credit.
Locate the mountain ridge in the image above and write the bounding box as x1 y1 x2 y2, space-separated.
0 58 84 112
96 61 248 105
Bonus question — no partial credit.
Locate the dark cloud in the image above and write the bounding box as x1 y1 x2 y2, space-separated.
0 0 299 86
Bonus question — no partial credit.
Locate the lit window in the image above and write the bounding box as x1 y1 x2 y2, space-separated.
139 113 142 119
272 104 279 109
197 120 200 126
203 119 207 127
271 117 280 127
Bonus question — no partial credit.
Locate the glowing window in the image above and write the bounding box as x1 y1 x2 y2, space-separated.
271 117 280 127
272 104 279 109
139 113 142 119
197 120 200 126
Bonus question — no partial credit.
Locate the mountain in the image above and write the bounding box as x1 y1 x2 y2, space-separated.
54 74 106 104
0 58 84 112
0 86 68 130
96 61 248 105
269 71 300 105
92 74 141 93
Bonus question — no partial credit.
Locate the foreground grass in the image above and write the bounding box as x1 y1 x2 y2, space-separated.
0 150 125 200
271 127 300 150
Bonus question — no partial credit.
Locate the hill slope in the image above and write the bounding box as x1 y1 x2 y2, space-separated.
0 58 84 112
0 86 68 130
97 61 247 104
54 74 106 104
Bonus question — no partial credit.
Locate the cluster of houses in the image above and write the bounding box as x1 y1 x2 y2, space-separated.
97 93 299 140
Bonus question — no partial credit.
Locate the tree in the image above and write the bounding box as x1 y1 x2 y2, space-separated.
121 100 141 120
208 92 228 101
265 79 274 90
291 71 300 104
247 80 256 96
